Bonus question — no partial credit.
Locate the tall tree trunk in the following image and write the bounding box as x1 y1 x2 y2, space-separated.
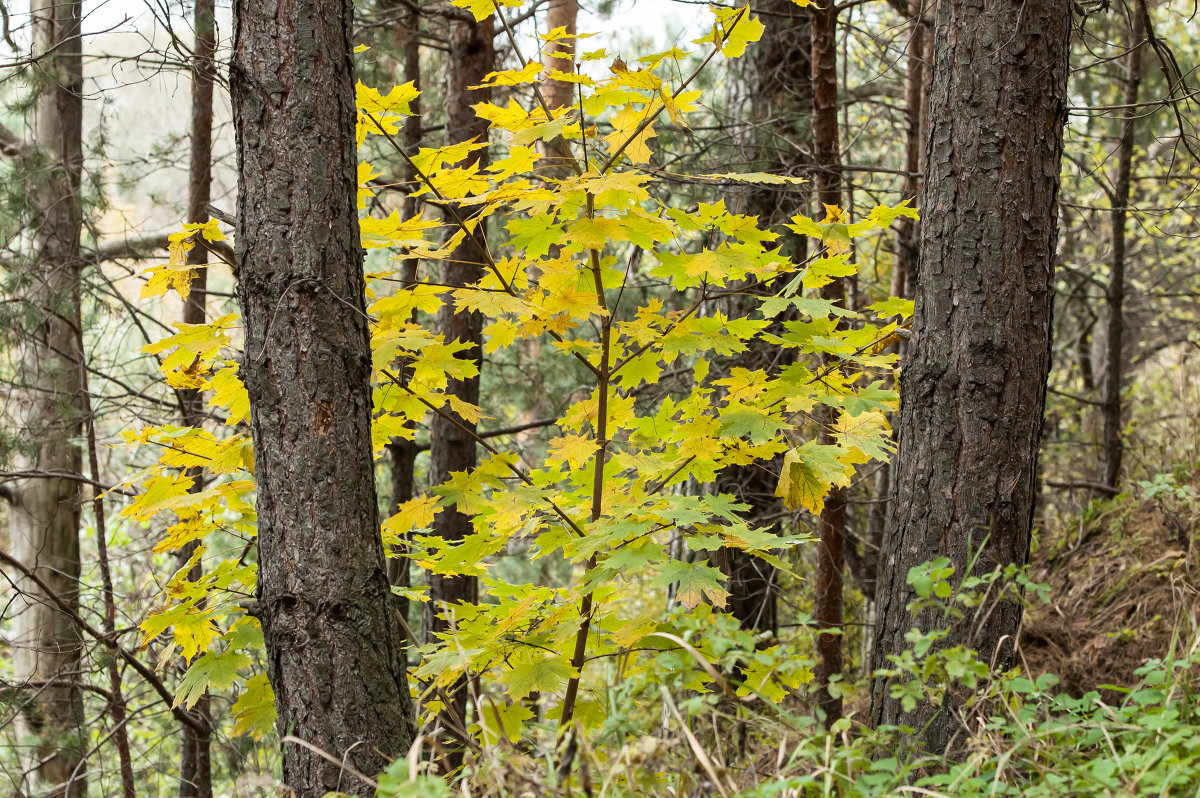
1102 6 1144 491
891 0 926 308
6 1 88 794
231 2 416 795
869 0 1071 757
861 0 927 641
810 0 846 729
424 12 494 771
384 3 423 623
542 0 578 113
179 1 217 795
716 0 812 637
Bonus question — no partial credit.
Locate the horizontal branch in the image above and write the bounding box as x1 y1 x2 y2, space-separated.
0 469 133 497
0 548 204 732
410 415 557 452
1043 479 1121 496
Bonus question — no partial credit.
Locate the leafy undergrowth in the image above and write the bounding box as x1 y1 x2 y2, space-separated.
381 640 1200 797
373 478 1200 797
1022 470 1200 697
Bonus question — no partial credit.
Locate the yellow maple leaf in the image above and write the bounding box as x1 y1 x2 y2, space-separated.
473 61 542 89
547 433 597 470
141 264 195 301
603 105 658 165
450 0 522 23
383 494 441 544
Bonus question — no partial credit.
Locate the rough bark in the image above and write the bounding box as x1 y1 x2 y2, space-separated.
810 0 846 729
862 0 928 633
891 0 926 307
869 0 1071 757
178 1 217 795
6 2 88 794
423 12 494 771
1102 7 1144 491
231 2 416 794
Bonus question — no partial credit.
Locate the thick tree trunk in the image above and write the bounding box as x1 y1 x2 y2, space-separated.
231 2 416 795
178 1 217 795
869 0 1071 757
810 0 846 729
1102 7 1144 491
7 2 88 794
424 12 493 771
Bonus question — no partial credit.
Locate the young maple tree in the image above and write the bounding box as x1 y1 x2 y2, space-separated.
125 0 913 780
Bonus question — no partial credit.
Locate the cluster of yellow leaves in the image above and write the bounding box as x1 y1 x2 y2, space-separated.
128 0 913 746
141 218 225 301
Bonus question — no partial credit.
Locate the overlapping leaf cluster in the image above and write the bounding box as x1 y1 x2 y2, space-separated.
124 0 914 746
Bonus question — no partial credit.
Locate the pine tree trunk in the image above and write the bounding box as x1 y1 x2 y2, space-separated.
384 3 423 623
231 2 416 794
7 2 88 794
178 1 217 795
717 0 812 637
1102 6 1144 491
542 0 579 113
423 12 494 772
860 0 928 636
869 0 1072 757
810 0 846 729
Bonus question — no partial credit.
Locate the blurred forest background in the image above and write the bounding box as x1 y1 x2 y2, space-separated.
2 0 1199 796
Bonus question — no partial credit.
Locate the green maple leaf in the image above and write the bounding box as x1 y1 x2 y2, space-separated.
588 541 665 585
839 381 900 416
500 654 575 701
511 117 576 147
717 407 785 443
834 410 895 462
864 296 915 319
231 674 276 740
650 560 729 609
775 441 854 514
476 700 535 746
616 351 662 389
506 215 563 259
176 648 252 709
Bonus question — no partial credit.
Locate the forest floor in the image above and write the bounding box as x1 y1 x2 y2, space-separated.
1021 473 1200 697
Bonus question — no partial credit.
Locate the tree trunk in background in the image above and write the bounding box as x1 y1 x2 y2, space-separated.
891 0 926 308
231 2 416 794
542 0 578 113
1102 7 1144 491
717 0 812 637
861 0 927 640
869 0 1071 757
424 12 494 771
810 0 846 729
382 2 423 628
7 1 88 794
178 1 217 795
